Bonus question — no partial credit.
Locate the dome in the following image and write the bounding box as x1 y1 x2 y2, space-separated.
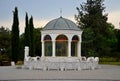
43 17 81 31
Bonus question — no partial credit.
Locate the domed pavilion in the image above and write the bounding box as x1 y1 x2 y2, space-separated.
24 16 99 71
41 16 82 58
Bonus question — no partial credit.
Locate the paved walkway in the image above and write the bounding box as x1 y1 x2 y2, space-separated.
0 65 120 80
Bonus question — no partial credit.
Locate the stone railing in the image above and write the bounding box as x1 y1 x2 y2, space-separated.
23 57 99 71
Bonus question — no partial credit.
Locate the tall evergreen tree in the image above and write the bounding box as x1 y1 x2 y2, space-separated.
75 0 107 30
29 16 35 56
11 7 19 63
75 0 116 56
24 12 30 47
34 28 42 56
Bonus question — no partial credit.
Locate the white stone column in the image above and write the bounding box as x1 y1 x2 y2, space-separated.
42 41 44 57
52 41 55 57
24 46 29 59
77 41 81 57
68 41 71 57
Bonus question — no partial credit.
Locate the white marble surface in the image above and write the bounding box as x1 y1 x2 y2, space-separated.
23 57 99 71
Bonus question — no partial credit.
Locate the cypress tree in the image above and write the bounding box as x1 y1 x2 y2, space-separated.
29 16 35 56
24 12 30 47
11 7 19 63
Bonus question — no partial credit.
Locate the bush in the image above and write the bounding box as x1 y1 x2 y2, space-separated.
0 54 11 66
0 54 11 61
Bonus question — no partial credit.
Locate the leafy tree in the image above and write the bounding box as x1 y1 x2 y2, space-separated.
115 29 120 52
0 27 11 50
29 16 35 56
11 7 19 63
81 27 95 56
114 29 120 58
75 0 117 57
0 26 11 58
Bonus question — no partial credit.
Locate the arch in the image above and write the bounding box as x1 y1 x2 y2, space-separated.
71 35 79 57
44 35 52 56
56 35 68 56
72 35 79 41
56 34 68 41
44 35 52 41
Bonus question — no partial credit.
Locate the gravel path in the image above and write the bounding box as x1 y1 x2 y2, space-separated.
0 65 120 80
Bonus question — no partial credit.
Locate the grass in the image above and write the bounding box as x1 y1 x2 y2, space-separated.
99 57 120 66
99 62 120 66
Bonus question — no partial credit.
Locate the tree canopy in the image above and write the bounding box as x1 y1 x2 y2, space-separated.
0 26 11 56
75 0 117 57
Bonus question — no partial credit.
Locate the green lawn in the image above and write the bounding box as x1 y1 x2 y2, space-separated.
99 62 120 66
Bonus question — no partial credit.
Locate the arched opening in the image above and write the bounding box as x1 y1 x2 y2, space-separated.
44 35 52 56
56 35 68 56
71 35 79 56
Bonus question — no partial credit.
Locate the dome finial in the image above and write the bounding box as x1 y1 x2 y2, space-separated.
60 8 62 18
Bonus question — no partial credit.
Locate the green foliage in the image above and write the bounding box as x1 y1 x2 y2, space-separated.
19 27 42 59
24 12 30 47
0 26 11 57
75 0 107 29
29 16 35 56
114 29 120 52
81 28 95 56
99 57 120 65
75 0 117 57
0 54 11 61
100 57 120 62
34 28 42 56
11 7 19 63
99 62 120 65
19 34 24 60
24 14 35 57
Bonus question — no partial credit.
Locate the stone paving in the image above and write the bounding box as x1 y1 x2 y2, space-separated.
0 79 120 81
0 65 120 81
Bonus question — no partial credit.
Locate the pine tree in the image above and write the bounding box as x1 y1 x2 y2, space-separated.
24 12 30 47
11 7 19 63
75 0 107 30
29 16 35 56
75 0 115 56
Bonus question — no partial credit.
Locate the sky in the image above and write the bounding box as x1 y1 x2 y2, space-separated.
0 0 120 34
